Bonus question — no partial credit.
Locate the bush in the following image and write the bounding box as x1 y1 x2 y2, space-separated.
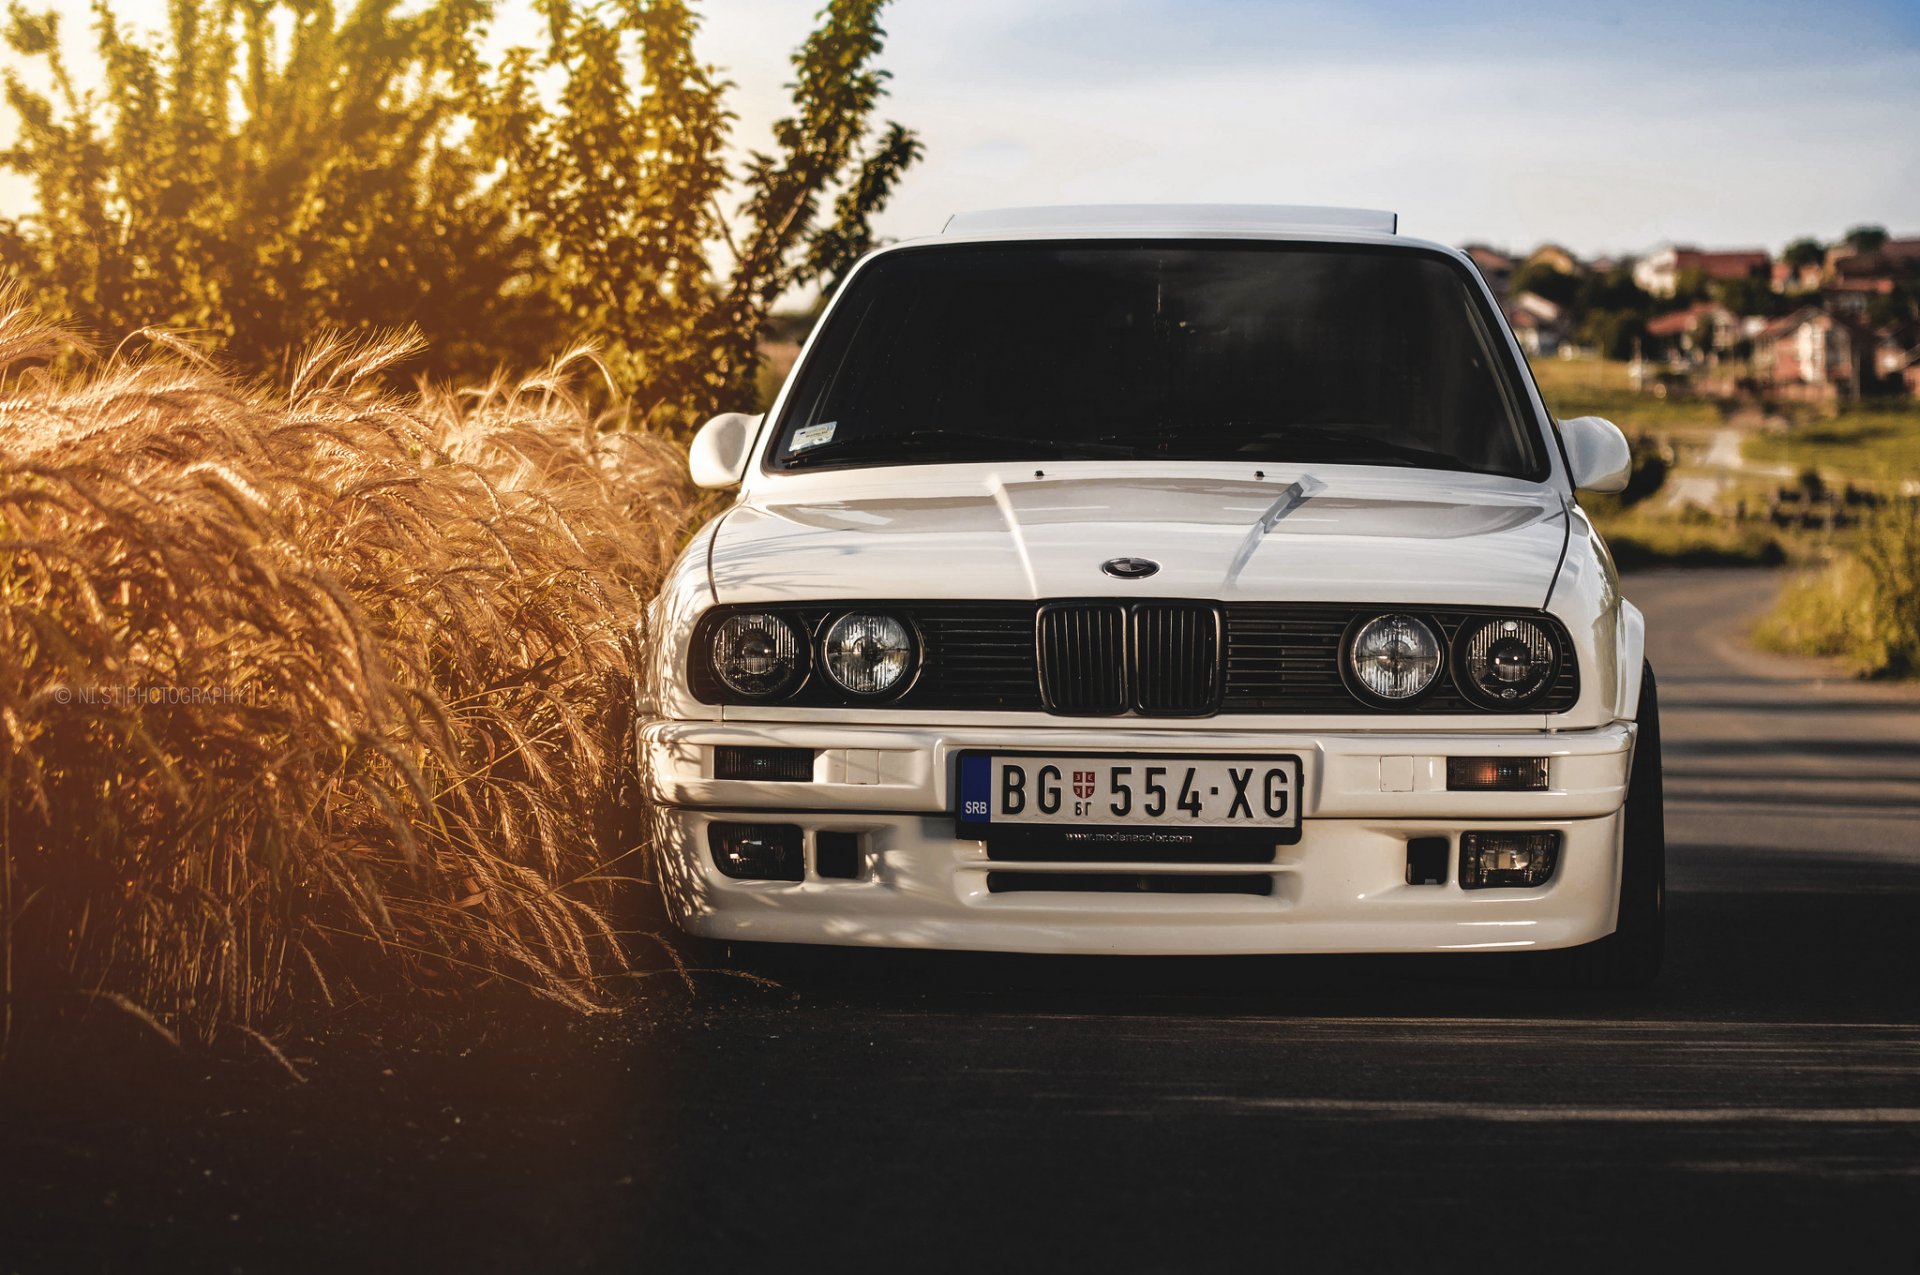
0 302 691 1043
1581 434 1672 518
1597 514 1785 570
1754 499 1920 678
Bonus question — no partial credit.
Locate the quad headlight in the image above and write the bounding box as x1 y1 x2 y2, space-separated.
1457 616 1559 706
1347 613 1442 702
709 612 804 698
822 612 915 696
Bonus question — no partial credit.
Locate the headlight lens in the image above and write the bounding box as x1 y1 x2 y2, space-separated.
1348 613 1442 701
710 612 803 698
1459 617 1558 705
822 612 914 696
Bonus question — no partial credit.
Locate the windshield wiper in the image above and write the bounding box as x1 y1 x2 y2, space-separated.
779 428 1126 469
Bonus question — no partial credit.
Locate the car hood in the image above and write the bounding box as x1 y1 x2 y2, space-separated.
709 466 1570 608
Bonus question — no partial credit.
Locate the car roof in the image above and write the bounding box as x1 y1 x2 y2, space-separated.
942 203 1399 238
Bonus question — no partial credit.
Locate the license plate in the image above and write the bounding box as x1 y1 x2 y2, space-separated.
955 752 1302 844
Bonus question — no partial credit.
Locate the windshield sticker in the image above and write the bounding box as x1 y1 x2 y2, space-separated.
789 422 837 452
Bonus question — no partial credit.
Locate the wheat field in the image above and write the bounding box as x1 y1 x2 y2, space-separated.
0 298 692 1044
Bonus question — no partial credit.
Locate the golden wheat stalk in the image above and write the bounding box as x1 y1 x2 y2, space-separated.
0 297 691 1044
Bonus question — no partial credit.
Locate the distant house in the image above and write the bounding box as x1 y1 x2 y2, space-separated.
1825 237 1920 283
1463 244 1516 302
1770 260 1824 293
1820 280 1886 316
1874 326 1919 379
1753 307 1872 399
1523 243 1584 276
1634 245 1771 297
1505 291 1569 356
1644 302 1743 363
1900 346 1920 398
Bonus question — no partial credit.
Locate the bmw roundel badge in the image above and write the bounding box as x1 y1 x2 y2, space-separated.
1101 557 1160 579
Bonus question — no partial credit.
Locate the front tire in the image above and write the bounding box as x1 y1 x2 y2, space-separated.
1547 661 1665 989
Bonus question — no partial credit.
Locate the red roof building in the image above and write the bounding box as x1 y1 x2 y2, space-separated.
1634 246 1770 297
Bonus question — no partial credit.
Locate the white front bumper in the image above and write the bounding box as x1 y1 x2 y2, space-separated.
643 721 1634 956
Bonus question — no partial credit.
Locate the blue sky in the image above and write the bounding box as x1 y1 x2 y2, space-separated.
6 0 1917 258
697 0 1920 256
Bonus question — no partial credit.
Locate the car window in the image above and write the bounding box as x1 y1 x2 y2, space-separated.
767 241 1544 479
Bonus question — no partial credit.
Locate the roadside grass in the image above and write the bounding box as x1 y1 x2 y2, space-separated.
1592 510 1786 571
1741 404 1920 482
0 301 693 1047
1754 499 1920 679
1526 356 1724 434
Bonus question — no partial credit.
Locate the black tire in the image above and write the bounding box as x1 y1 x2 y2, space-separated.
1546 661 1665 989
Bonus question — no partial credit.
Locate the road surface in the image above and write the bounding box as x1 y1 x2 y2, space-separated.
6 569 1919 1271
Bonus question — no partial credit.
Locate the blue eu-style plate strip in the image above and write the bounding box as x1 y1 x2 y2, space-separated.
957 753 992 825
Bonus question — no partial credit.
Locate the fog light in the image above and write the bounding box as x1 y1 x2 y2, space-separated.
1405 836 1450 886
1447 757 1550 791
1459 831 1560 889
709 823 803 881
714 746 815 781
815 831 862 880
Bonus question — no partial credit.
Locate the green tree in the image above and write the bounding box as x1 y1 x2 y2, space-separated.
0 0 552 381
1865 282 1920 329
1661 266 1711 309
1844 225 1889 254
1508 260 1580 310
1714 274 1784 319
1 0 922 422
1577 309 1647 361
1781 237 1824 270
1575 266 1652 316
473 0 922 431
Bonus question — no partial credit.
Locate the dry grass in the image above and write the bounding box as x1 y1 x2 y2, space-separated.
0 297 692 1044
1754 499 1920 679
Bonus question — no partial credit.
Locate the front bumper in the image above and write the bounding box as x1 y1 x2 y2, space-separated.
643 721 1635 956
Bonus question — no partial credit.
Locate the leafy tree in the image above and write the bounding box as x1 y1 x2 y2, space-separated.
1575 266 1652 316
1661 266 1711 309
1714 274 1785 319
1781 237 1825 270
472 0 922 431
0 0 553 381
1865 283 1920 329
1577 309 1646 361
1844 225 1889 254
0 0 922 425
1508 260 1579 310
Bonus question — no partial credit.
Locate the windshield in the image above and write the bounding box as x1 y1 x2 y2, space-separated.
766 241 1545 479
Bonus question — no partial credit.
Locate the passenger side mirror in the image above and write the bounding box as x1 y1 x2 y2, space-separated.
688 412 762 489
1560 415 1631 494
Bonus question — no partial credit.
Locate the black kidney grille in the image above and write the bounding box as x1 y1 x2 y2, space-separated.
1038 604 1127 714
692 601 1578 714
1133 603 1222 715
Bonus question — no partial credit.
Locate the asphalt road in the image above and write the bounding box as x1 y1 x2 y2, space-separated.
8 568 1920 1272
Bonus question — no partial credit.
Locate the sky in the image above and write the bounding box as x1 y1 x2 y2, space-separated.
4 0 1918 259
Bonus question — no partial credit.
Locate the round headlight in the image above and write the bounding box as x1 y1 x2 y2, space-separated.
710 612 803 698
1348 613 1442 702
822 613 915 696
1458 617 1558 706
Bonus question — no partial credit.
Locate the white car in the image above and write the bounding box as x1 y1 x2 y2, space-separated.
641 204 1663 987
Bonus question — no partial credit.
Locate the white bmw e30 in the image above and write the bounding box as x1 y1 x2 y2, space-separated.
641 204 1664 988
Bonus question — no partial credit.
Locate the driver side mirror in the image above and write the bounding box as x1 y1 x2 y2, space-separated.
688 412 762 489
1560 415 1631 494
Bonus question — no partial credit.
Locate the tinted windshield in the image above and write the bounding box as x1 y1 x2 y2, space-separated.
768 242 1544 478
